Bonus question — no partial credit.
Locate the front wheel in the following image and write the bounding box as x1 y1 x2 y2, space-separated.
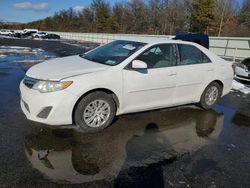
74 91 116 132
199 82 222 110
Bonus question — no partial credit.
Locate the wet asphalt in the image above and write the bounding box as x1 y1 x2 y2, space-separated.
0 38 250 188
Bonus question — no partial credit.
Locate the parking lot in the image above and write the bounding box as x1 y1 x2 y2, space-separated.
0 37 250 188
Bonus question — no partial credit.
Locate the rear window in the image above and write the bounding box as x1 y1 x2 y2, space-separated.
178 44 211 65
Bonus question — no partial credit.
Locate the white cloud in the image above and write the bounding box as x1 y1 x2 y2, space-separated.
32 2 49 11
73 5 84 13
13 2 32 9
13 2 49 11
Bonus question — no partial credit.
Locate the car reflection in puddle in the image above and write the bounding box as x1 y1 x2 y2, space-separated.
24 106 224 184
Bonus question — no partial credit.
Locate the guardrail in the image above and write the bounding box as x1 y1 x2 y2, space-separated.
45 31 170 44
17 30 250 61
209 37 250 61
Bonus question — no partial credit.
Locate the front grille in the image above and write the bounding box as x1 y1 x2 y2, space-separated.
236 75 250 79
23 76 38 88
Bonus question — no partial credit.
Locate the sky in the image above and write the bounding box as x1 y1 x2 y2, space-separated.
0 0 117 23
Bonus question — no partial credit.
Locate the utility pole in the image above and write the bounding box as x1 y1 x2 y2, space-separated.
218 0 228 37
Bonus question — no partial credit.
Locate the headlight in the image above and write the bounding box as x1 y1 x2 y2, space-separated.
237 63 248 71
32 80 73 93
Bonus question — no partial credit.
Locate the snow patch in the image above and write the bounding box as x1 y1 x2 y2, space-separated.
12 60 44 63
0 46 30 49
0 46 32 53
0 54 7 58
32 48 44 53
0 46 57 68
232 80 250 94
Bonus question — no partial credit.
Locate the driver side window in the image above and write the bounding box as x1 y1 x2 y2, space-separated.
136 44 175 69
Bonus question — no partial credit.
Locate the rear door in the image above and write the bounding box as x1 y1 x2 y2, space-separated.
174 44 214 104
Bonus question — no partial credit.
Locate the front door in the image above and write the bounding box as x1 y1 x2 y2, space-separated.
122 44 177 113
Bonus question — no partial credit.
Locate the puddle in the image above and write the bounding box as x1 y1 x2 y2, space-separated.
24 107 224 184
0 67 12 75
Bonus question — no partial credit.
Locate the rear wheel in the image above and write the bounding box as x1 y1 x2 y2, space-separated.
199 82 222 109
74 91 116 132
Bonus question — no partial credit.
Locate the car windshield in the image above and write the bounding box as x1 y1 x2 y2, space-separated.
82 40 146 66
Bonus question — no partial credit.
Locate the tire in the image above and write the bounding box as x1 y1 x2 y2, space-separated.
199 82 222 110
74 91 116 132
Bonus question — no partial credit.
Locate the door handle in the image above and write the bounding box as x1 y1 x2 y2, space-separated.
207 68 214 72
168 72 177 76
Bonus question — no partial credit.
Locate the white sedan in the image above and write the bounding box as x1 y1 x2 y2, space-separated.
20 39 234 132
0 29 12 36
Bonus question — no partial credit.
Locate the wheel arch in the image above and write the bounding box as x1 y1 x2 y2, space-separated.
213 80 224 89
72 88 120 125
198 80 224 109
198 80 224 102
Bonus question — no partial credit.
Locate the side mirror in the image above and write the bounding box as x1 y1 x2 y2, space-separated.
132 60 147 69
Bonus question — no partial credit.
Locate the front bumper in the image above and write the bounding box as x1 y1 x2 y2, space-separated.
235 74 250 81
20 81 78 125
235 67 250 81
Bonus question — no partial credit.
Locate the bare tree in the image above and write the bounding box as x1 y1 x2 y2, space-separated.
3 0 249 37
215 0 236 36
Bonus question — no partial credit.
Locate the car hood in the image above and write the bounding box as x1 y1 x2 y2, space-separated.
26 55 109 80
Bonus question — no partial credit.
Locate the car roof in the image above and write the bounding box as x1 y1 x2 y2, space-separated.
24 29 38 31
119 37 199 46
